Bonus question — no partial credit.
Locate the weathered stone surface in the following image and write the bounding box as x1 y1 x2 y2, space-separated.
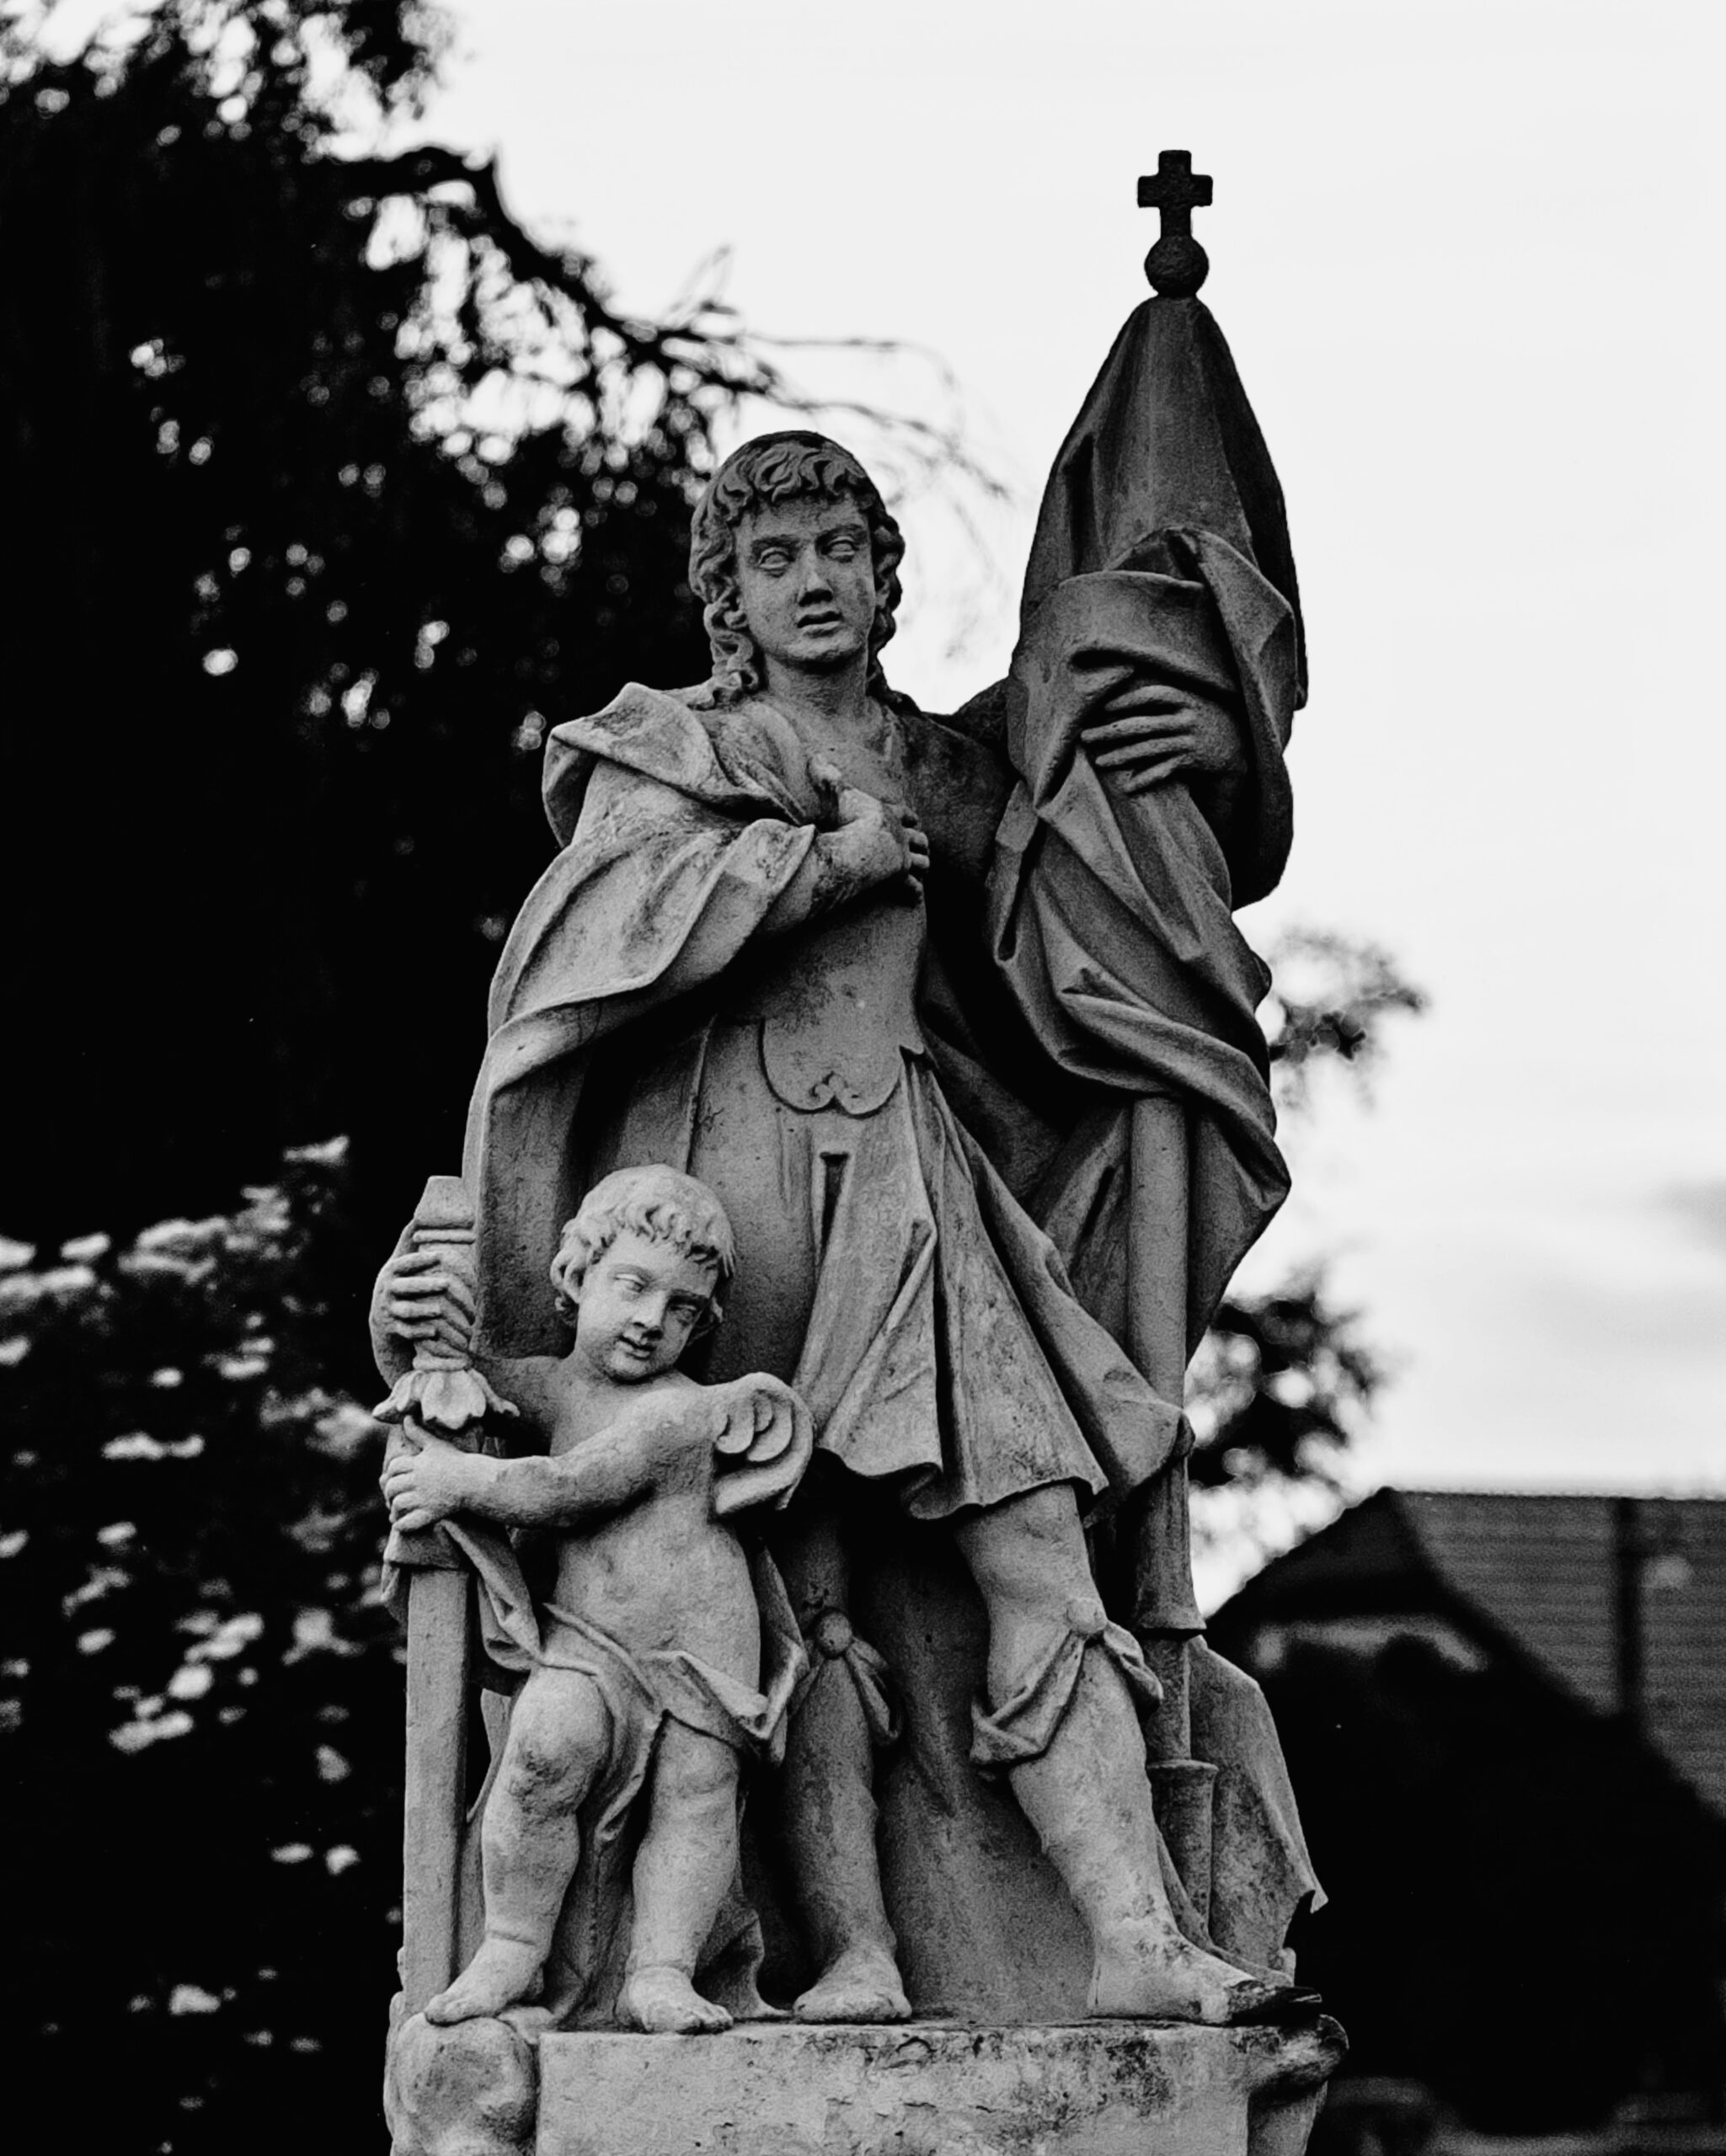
387 2002 537 2156
377 1168 814 2034
371 159 1333 2069
533 2017 1347 2156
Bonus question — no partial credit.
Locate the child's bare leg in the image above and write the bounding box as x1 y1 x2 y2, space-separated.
426 1669 608 2025
621 1723 742 2034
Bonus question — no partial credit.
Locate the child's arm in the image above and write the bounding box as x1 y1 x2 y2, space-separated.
382 1392 715 1535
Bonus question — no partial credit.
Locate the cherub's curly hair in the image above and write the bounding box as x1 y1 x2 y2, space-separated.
549 1166 736 1334
688 431 915 712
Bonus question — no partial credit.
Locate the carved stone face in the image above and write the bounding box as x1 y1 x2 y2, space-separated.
733 494 874 678
571 1229 718 1383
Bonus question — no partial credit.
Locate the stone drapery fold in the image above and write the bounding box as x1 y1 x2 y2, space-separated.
987 296 1305 1352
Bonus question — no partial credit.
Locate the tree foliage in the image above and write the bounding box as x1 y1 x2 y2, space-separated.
1188 927 1425 1499
1 0 794 1256
1 1144 398 2153
1264 928 1427 1114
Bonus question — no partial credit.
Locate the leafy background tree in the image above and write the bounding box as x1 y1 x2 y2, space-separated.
1 5 1419 2150
1 1145 394 2153
1191 928 1424 1540
2 0 777 1259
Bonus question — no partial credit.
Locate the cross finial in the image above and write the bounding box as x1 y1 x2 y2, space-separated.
1137 149 1213 298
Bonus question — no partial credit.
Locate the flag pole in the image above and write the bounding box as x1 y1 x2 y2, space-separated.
1123 1097 1216 1920
1107 148 1231 1924
377 1175 503 2015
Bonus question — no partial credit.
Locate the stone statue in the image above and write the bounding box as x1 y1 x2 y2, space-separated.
375 152 1345 2156
386 409 1312 2031
376 1166 812 2034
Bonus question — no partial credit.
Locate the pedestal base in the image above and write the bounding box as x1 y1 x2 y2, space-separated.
387 2009 1346 2156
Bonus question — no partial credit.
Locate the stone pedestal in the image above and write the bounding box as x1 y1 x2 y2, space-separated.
387 2011 1346 2156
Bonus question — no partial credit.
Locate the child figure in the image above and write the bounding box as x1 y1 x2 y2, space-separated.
378 1165 812 2035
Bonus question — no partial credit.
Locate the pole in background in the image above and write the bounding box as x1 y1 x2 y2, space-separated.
377 1174 514 2015
1115 152 1223 1919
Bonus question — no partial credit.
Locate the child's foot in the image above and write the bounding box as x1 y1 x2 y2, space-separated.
1090 1921 1306 2025
425 1937 543 2025
622 1965 733 2034
794 1945 911 2024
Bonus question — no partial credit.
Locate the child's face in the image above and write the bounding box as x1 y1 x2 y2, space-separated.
571 1229 718 1384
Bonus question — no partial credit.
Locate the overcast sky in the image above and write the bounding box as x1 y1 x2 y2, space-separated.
422 0 1726 1515
35 0 1726 1528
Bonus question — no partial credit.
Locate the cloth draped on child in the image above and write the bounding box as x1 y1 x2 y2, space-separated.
387 1518 806 2026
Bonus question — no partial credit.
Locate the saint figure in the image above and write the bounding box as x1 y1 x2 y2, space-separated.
444 428 1313 2028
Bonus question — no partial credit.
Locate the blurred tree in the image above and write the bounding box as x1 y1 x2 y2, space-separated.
0 0 795 1262
0 1142 400 2153
1190 927 1426 1500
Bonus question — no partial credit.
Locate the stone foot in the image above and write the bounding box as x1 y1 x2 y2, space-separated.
621 1964 733 2034
1091 1923 1313 2026
702 1919 790 2021
794 1946 911 2024
425 1937 543 2025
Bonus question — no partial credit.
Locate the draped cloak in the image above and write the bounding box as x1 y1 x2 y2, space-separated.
987 294 1306 1355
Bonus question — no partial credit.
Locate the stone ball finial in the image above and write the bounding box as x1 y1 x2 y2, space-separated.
1144 232 1210 299
1136 150 1214 299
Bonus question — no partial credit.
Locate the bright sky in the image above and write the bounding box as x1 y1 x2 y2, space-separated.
421 0 1726 1514
31 0 1726 1527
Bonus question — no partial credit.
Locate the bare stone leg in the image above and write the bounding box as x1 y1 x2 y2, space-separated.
426 1668 607 2025
620 1722 741 2034
775 1494 911 2024
955 1486 1291 2026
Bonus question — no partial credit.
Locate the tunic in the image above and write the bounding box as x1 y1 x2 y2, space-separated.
564 700 1181 1522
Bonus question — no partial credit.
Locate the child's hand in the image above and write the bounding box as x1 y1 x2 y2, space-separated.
708 1374 815 1517
382 1433 489 1534
708 1374 794 1456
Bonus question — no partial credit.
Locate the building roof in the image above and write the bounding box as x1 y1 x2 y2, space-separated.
1221 1489 1726 1823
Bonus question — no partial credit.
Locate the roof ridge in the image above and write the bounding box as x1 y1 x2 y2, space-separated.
1382 1486 1726 1507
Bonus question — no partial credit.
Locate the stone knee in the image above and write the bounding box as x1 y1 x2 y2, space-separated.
954 1481 1108 1700
649 1722 740 1823
791 1608 902 1750
494 1671 608 1822
774 1477 900 1754
955 1486 1161 1772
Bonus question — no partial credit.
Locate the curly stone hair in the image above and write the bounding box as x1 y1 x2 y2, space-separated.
549 1166 736 1334
687 430 914 712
